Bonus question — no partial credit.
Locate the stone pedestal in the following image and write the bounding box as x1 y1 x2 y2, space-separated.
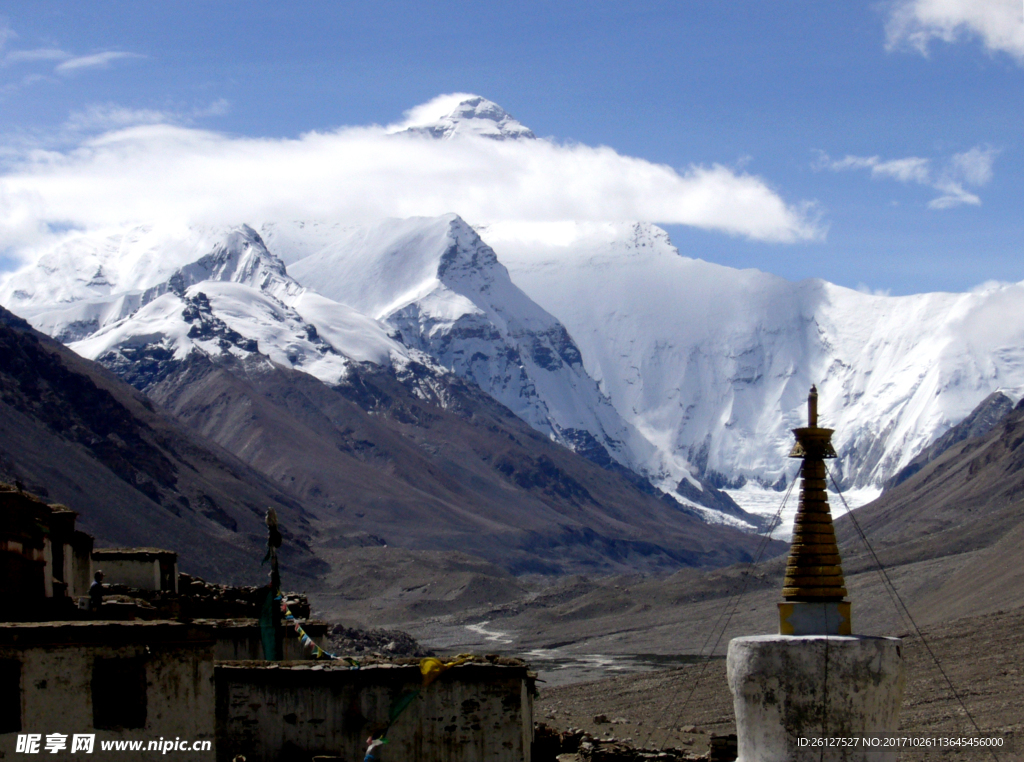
727 635 905 762
779 601 851 635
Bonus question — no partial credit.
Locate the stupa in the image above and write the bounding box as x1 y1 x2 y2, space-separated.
727 386 906 761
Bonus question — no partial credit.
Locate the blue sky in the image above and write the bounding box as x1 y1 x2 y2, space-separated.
1 1 1021 295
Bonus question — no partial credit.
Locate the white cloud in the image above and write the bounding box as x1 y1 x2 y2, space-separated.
950 145 997 185
970 278 1012 294
814 145 996 209
0 99 823 257
872 157 932 184
819 154 877 172
0 20 143 89
0 72 51 97
55 51 143 73
928 179 981 208
926 146 998 208
856 282 892 296
62 100 230 134
815 152 932 183
0 20 15 52
63 104 173 132
0 100 234 161
192 98 230 118
886 0 1024 63
3 47 69 65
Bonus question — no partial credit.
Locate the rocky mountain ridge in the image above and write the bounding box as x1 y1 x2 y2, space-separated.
2 213 747 521
481 219 1024 493
0 300 780 578
0 304 317 584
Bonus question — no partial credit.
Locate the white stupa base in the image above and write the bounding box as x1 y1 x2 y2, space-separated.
728 635 905 762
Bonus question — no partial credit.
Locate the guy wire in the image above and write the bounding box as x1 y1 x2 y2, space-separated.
825 463 999 762
639 469 797 751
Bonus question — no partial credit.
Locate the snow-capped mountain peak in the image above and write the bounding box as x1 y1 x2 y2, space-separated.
0 222 418 384
12 209 1022 529
0 224 300 344
279 214 667 480
148 224 300 305
390 94 536 141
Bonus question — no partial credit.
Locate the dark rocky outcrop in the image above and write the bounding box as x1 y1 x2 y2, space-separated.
836 395 1024 622
884 390 1015 489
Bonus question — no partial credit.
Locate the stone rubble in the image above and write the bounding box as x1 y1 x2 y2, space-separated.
532 722 734 762
324 624 432 658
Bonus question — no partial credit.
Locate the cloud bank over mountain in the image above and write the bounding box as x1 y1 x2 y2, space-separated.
0 94 822 263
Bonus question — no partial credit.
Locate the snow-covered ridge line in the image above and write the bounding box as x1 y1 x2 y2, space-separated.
1 223 417 387
274 214 668 481
481 219 1024 490
5 212 1024 497
1 210 757 519
4 212 1023 499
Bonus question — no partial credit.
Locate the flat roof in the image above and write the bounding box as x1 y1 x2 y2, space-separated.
193 618 329 635
0 620 214 647
215 657 532 682
92 547 178 560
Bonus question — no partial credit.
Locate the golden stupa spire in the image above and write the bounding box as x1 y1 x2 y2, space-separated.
778 385 851 635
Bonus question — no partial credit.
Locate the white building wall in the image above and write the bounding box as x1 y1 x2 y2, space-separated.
95 558 161 591
216 662 533 762
69 544 92 599
0 625 216 761
728 635 905 762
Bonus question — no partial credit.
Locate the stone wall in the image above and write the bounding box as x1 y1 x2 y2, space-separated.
201 618 329 661
97 556 162 590
0 486 89 619
0 621 216 761
216 660 534 762
92 549 178 593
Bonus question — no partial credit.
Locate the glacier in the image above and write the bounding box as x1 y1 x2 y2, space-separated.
478 219 1024 492
267 214 665 481
1 224 420 387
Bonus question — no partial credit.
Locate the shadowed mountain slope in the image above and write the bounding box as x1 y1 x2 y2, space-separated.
884 390 1015 489
835 396 1024 621
145 350 783 575
0 305 318 584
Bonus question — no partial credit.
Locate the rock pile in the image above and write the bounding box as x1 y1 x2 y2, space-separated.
177 573 310 619
532 723 732 762
96 574 311 621
325 625 432 658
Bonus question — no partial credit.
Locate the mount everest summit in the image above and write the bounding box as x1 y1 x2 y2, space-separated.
2 95 1023 531
389 93 537 141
